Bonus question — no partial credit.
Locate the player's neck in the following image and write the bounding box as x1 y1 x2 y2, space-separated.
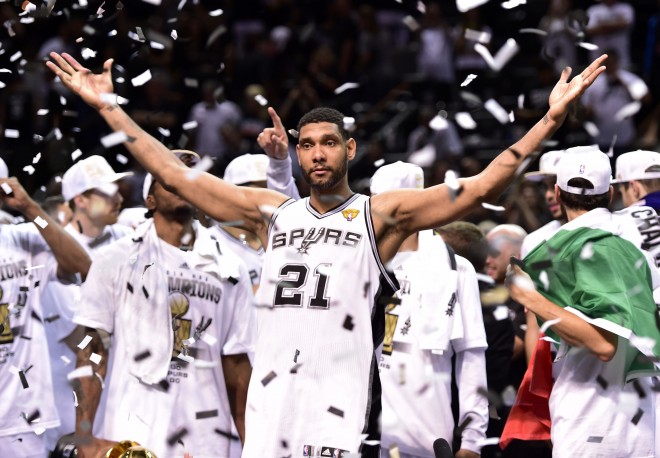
154 213 195 249
70 213 105 239
309 185 354 214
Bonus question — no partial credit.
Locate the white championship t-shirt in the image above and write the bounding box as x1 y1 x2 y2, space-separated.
74 230 255 458
209 225 264 289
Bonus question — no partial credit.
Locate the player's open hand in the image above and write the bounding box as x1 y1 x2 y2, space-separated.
546 54 607 123
0 177 34 214
46 52 115 111
257 107 289 160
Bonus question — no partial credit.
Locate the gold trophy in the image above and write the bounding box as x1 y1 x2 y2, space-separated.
105 441 158 458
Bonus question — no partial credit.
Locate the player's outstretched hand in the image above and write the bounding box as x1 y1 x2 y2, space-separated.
546 54 607 123
0 177 34 214
257 107 289 160
45 52 114 111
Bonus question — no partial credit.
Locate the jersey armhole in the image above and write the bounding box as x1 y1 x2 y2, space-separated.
266 198 296 247
364 197 399 292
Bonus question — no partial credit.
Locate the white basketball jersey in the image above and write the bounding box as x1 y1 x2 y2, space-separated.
244 194 398 457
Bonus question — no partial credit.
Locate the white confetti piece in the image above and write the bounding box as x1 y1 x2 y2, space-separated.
539 270 549 290
81 47 97 59
517 93 525 109
508 110 515 122
8 365 19 375
343 116 356 131
474 38 519 72
73 390 78 407
10 51 22 62
475 437 501 448
131 69 152 87
254 94 268 107
150 41 166 50
194 359 218 368
4 128 19 138
33 216 48 228
53 127 62 140
578 42 599 51
32 153 41 164
67 365 94 381
182 337 196 346
23 165 35 175
0 82 5 89
513 273 536 291
429 114 448 131
456 0 490 13
100 131 129 148
334 82 359 94
606 134 617 158
455 112 477 130
33 427 46 436
444 170 460 190
71 148 83 161
60 355 71 365
501 0 526 9
171 30 178 40
108 29 118 37
627 80 649 100
583 121 599 137
482 202 505 211
76 37 84 43
158 127 171 137
1 183 12 194
464 28 491 44
182 120 198 131
580 242 594 260
493 305 509 321
77 335 93 349
0 69 11 73
89 353 102 364
185 155 214 180
614 101 642 122
209 8 223 16
402 15 420 31
519 28 547 36
116 154 128 164
59 96 66 106
460 74 477 87
484 98 510 124
177 353 194 363
141 0 162 4
501 385 517 406
374 158 385 167
539 317 561 333
201 333 218 346
183 78 198 88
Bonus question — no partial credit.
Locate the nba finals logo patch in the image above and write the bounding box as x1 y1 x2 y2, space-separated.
579 164 586 174
341 208 359 221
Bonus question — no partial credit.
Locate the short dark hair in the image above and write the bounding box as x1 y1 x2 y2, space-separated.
297 107 349 141
436 221 489 272
559 178 610 211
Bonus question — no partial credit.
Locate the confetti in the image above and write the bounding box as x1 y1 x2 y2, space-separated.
614 101 642 122
19 370 28 389
429 114 448 131
254 94 268 107
578 42 599 51
474 39 519 72
481 203 505 212
90 353 102 364
539 270 549 290
81 48 97 59
474 437 501 448
583 121 600 138
501 0 526 9
580 242 594 260
23 165 35 175
131 69 152 87
606 134 618 158
517 94 525 109
519 28 547 36
4 128 19 138
327 406 344 417
454 112 477 130
492 305 509 321
631 407 644 425
343 315 354 331
288 129 299 138
71 149 83 161
343 116 356 131
209 8 223 16
67 365 94 381
61 355 71 365
185 155 214 180
78 335 93 349
34 216 48 228
460 74 477 87
261 370 277 386
484 98 510 124
196 409 218 419
596 375 608 390
402 15 420 32
200 333 218 346
150 41 165 50
100 131 129 148
456 0 490 13
177 353 194 363
171 30 178 40
464 28 491 44
334 82 359 94
182 120 198 131
167 428 188 446
183 78 198 88
32 153 41 164
627 80 649 100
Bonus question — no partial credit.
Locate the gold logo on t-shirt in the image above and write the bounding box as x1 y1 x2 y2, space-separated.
0 286 14 345
170 291 191 359
382 300 398 356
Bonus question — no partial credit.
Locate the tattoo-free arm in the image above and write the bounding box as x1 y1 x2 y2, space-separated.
221 353 252 444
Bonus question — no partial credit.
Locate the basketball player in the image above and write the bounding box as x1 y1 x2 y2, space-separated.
69 170 255 457
47 51 607 456
0 170 91 457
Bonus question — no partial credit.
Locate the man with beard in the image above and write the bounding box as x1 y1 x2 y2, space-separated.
47 50 607 457
67 170 255 457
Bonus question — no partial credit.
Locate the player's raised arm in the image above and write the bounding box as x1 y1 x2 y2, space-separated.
373 54 608 237
45 52 289 242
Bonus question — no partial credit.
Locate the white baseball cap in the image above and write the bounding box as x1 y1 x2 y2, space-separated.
612 150 660 184
557 145 612 195
0 157 7 179
223 154 269 186
524 150 564 181
142 150 201 201
370 161 424 194
62 155 132 201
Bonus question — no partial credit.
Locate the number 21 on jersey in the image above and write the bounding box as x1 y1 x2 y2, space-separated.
274 263 332 309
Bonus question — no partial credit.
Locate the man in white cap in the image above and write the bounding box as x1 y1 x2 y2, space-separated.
613 149 660 210
41 154 134 452
502 146 660 457
370 162 488 458
0 170 91 457
520 150 565 258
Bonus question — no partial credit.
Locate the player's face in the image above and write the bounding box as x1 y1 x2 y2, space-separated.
151 182 195 219
485 235 519 283
297 122 355 191
82 189 123 225
543 176 562 219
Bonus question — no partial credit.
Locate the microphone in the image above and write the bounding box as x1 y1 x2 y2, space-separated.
433 438 453 458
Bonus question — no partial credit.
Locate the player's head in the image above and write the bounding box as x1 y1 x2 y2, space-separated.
62 155 132 226
296 107 356 191
485 224 527 283
143 150 198 221
525 150 564 220
369 161 424 195
612 150 660 207
437 221 489 272
224 154 268 188
556 145 612 213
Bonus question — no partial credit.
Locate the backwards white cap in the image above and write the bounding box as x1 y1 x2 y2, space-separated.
557 145 612 195
370 161 424 194
612 150 660 184
223 154 269 186
524 150 564 181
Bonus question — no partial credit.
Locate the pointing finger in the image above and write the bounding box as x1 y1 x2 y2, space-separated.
268 107 285 133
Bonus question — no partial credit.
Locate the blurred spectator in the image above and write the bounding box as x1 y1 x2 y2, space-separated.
586 0 634 69
503 180 552 233
239 85 270 155
538 0 578 75
581 49 651 154
453 7 492 84
407 106 463 163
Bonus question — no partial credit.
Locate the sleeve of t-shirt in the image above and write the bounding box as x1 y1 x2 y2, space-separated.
267 155 301 200
452 256 489 353
221 261 256 356
73 245 118 334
